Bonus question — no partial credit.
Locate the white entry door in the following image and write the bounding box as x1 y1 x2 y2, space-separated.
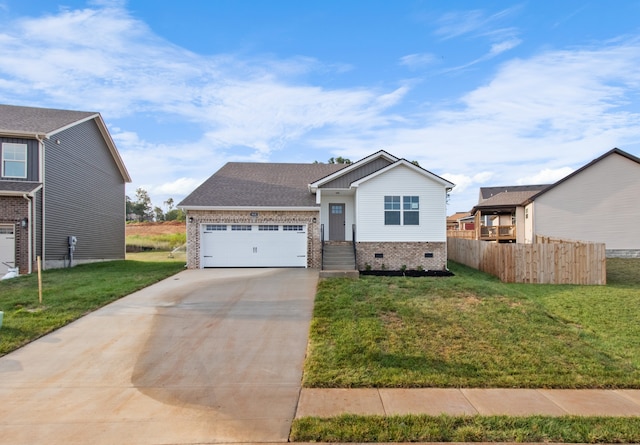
0 225 16 268
201 224 307 267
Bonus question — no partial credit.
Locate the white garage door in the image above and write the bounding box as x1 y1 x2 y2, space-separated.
0 225 16 268
201 224 307 268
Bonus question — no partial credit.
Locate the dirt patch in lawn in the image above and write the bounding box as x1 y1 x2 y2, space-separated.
126 221 186 236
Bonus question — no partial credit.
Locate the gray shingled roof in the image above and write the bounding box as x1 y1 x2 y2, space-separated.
0 181 42 194
0 104 96 136
475 190 542 208
479 184 550 201
179 162 347 208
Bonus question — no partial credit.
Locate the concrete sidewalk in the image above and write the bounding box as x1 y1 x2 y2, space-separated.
297 388 640 417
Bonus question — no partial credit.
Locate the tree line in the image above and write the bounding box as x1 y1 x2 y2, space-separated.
126 188 185 222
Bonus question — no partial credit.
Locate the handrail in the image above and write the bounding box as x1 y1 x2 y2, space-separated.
479 224 516 241
352 224 357 270
320 223 325 270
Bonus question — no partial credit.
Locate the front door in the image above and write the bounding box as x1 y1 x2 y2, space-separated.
0 225 16 268
328 203 345 241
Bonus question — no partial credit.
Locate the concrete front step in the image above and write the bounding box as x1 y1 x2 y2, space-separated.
323 263 356 270
323 244 356 270
319 270 360 279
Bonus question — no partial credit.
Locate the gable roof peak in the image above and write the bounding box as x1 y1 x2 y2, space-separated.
525 147 640 203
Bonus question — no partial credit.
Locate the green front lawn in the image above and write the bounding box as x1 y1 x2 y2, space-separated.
303 259 640 388
0 259 184 355
291 414 640 443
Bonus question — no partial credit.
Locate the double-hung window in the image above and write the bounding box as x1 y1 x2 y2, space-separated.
384 196 401 225
403 196 419 225
384 195 419 225
2 143 27 178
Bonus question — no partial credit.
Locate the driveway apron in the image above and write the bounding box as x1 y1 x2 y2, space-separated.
0 268 319 444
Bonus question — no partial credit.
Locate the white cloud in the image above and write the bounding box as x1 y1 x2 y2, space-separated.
517 167 574 185
1 2 639 214
488 38 522 56
434 7 521 41
400 53 437 69
443 171 494 194
153 177 205 196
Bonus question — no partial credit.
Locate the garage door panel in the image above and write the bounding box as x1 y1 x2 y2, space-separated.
0 225 16 268
201 224 307 268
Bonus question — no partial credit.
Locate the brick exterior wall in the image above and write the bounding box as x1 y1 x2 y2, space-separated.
356 241 447 271
0 196 30 274
186 210 321 269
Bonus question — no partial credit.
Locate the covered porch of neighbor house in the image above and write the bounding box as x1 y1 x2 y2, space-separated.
474 210 516 242
470 205 524 243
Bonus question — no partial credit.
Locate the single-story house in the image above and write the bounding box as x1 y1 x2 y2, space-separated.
179 150 455 270
0 104 131 273
469 148 640 257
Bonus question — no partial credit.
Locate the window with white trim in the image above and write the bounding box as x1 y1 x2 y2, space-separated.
385 195 419 225
403 196 419 225
231 225 252 231
283 225 304 231
384 196 400 225
2 143 27 178
258 225 279 231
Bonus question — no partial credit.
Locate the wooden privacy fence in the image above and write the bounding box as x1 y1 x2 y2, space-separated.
447 238 606 285
446 229 476 239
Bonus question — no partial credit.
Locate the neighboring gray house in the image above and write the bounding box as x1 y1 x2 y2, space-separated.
179 150 455 271
469 148 640 257
0 104 131 273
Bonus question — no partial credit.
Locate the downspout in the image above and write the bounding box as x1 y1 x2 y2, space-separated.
22 193 33 274
445 188 451 270
36 135 46 269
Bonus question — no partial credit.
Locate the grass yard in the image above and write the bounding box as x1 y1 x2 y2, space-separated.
126 232 186 251
303 258 640 389
291 414 640 443
0 259 184 355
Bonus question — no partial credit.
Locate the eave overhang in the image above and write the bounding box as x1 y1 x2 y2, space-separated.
180 205 321 212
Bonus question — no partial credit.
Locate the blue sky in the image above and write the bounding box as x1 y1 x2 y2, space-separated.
1 0 640 213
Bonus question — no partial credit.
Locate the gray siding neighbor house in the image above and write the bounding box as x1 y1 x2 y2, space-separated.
0 104 131 273
179 151 455 272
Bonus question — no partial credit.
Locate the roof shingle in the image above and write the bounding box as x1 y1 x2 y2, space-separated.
0 181 42 194
179 162 347 208
0 104 96 136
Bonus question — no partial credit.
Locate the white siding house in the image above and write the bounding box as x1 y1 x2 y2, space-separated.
180 151 455 270
524 148 640 256
311 154 454 270
354 163 448 242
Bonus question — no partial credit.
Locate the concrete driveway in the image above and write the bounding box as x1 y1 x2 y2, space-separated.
0 268 319 445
